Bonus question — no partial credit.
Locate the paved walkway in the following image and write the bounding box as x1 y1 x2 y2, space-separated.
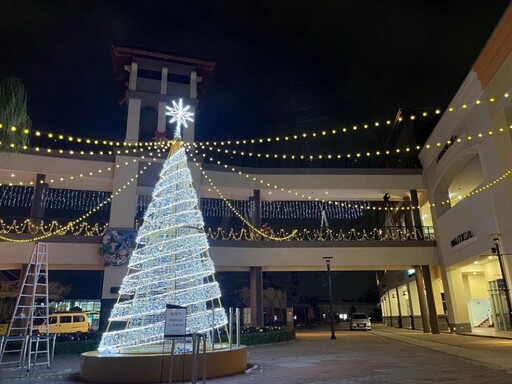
372 324 512 373
2 324 512 383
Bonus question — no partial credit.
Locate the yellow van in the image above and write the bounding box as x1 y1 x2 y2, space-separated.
34 312 96 340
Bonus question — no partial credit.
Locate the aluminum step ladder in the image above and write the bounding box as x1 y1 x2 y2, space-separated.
0 242 54 373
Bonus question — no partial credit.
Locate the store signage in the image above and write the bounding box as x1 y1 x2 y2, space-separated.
164 304 187 338
436 135 457 164
450 231 473 247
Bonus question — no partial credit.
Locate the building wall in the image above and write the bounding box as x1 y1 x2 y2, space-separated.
418 4 512 333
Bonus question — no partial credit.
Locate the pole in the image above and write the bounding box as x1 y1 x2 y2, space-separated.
492 237 512 327
228 307 233 349
323 257 336 340
235 308 240 347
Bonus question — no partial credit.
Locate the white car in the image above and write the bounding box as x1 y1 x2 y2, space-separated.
350 313 371 331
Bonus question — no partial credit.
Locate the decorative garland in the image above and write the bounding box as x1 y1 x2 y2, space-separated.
199 198 366 220
0 218 108 236
0 185 111 211
0 218 433 241
205 226 435 242
0 185 34 208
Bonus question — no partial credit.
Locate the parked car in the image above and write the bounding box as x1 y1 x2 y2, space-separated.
350 313 371 331
33 311 97 340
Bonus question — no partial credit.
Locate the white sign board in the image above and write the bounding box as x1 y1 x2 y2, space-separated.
164 305 187 338
243 307 251 326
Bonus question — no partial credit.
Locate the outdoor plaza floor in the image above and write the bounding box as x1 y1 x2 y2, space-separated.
3 323 512 383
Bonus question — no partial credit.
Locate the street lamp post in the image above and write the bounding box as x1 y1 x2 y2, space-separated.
323 256 336 340
491 234 512 327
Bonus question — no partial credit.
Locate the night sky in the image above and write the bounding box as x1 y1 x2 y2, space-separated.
1 1 510 303
1 0 509 144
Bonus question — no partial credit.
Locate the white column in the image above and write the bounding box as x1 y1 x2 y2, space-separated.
446 268 471 332
109 155 138 228
190 70 198 99
182 105 196 144
157 101 167 135
161 67 168 95
102 155 139 300
128 62 138 91
125 98 142 142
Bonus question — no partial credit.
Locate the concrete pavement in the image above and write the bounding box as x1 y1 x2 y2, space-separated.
372 324 512 373
2 324 512 383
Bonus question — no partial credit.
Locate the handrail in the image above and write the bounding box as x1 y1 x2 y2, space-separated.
0 218 434 242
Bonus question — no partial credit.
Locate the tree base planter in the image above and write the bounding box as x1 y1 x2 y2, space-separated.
80 345 247 383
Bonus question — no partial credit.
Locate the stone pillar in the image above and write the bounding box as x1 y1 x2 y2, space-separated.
108 156 139 228
387 291 393 326
125 61 141 142
252 190 261 228
406 281 415 329
182 104 196 144
29 174 48 220
414 265 431 332
422 265 440 334
410 190 423 239
403 196 414 232
380 297 387 320
157 102 167 137
250 267 263 326
446 268 472 333
395 287 403 328
125 98 142 142
190 70 198 99
100 155 139 331
161 67 168 95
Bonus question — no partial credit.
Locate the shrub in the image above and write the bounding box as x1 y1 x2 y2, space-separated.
239 326 295 345
54 339 98 354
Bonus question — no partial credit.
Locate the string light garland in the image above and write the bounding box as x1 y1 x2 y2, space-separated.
0 186 112 211
0 219 107 236
0 123 171 149
189 95 512 148
190 142 420 161
190 149 512 211
3 119 507 164
205 226 435 242
200 198 366 220
0 147 168 187
199 170 297 241
100 142 227 353
1 151 509 242
1 120 512 164
0 157 160 243
190 149 387 209
1 92 510 152
0 140 171 170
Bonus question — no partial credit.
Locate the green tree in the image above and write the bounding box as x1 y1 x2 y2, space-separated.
0 78 31 153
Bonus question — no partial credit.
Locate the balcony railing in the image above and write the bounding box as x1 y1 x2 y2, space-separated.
206 226 435 242
0 217 434 243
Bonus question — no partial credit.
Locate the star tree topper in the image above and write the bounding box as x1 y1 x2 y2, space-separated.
165 98 194 140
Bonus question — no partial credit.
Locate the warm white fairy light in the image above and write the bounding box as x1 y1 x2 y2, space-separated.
99 144 227 353
165 98 194 139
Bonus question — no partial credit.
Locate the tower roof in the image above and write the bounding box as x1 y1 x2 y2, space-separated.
111 45 217 109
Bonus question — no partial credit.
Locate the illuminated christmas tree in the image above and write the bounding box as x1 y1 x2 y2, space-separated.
99 100 227 352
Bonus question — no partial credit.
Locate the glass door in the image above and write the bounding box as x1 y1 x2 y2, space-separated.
489 280 511 331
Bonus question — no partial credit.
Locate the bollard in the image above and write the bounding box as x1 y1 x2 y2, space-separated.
229 307 233 349
235 307 240 347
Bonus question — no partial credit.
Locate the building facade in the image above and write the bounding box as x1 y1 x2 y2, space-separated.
380 5 512 335
0 46 439 331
